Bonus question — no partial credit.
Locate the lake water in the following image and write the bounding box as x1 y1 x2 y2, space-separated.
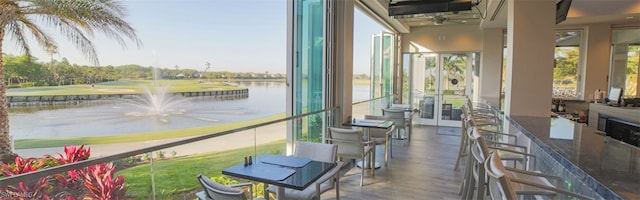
9 81 370 140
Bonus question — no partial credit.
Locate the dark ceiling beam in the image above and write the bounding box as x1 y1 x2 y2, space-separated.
388 0 475 16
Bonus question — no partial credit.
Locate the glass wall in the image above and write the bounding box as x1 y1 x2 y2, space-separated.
371 35 381 98
370 32 394 115
292 0 325 142
382 33 393 98
610 28 640 98
553 30 584 99
402 53 410 104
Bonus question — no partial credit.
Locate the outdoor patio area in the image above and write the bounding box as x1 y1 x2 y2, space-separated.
320 125 466 200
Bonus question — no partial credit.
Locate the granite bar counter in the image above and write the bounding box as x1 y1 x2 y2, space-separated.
506 115 639 200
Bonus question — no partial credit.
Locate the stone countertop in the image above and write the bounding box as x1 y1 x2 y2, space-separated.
508 115 640 200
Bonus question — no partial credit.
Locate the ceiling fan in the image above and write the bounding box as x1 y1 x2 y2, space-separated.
426 13 479 25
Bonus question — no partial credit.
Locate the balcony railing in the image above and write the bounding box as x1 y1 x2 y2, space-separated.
0 96 390 199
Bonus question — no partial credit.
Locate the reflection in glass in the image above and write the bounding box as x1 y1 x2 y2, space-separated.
611 28 639 98
440 54 468 121
293 0 324 142
553 30 583 99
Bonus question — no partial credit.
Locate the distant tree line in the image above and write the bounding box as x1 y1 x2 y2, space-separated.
354 73 370 80
2 54 285 88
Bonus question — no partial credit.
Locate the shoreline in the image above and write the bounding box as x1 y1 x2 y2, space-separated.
15 121 287 158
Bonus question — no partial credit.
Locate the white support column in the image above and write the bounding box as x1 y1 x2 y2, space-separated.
504 0 555 117
328 0 354 124
479 28 504 102
286 0 294 154
583 24 611 101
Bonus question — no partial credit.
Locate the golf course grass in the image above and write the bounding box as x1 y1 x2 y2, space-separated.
14 113 286 149
116 140 286 199
7 79 239 96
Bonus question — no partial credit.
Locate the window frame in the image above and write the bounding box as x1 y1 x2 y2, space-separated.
553 28 586 100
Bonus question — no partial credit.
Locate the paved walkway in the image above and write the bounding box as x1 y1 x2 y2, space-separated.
16 122 287 158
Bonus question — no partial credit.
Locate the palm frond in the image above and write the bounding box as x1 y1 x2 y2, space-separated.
2 0 142 65
5 21 32 56
15 16 58 55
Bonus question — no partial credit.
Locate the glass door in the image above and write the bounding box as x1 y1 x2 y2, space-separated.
410 53 439 126
370 32 395 115
438 53 471 127
407 52 473 127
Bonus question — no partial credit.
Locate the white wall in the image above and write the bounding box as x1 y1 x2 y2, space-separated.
583 23 611 100
401 25 483 53
479 28 504 101
504 0 555 117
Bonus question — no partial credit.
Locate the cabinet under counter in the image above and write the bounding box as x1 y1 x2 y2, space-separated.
588 103 640 147
588 103 640 128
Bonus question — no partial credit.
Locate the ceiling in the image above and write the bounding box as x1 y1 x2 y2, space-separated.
392 10 482 26
358 0 640 31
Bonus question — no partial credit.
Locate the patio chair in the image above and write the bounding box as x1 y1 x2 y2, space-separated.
326 127 375 187
196 174 264 200
484 152 594 200
364 115 395 166
382 108 410 141
266 141 344 200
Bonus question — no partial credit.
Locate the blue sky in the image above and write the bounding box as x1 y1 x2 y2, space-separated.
3 0 386 74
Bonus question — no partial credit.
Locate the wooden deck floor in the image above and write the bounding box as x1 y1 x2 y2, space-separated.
320 125 468 200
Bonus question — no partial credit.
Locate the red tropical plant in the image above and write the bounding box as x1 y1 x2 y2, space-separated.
52 172 83 200
56 145 91 164
0 156 51 200
2 179 51 200
0 145 127 199
82 162 127 200
0 156 47 176
49 145 91 199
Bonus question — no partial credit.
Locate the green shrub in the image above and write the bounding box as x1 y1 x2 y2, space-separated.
156 151 165 159
442 90 455 95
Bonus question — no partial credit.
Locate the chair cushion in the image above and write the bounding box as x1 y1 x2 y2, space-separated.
368 128 391 139
295 141 337 163
199 175 243 194
490 149 525 161
508 171 556 196
368 137 386 145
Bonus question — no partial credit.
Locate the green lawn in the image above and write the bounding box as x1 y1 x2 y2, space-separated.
14 113 285 149
116 140 286 199
443 95 465 108
7 79 240 96
352 79 370 86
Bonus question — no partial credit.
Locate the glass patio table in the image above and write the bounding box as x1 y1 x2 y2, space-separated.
222 154 335 200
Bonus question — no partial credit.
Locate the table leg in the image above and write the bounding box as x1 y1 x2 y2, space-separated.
359 128 381 169
356 160 381 169
264 184 269 200
276 186 285 200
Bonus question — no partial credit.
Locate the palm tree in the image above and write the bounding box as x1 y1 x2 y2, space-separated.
442 55 466 91
0 0 141 157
